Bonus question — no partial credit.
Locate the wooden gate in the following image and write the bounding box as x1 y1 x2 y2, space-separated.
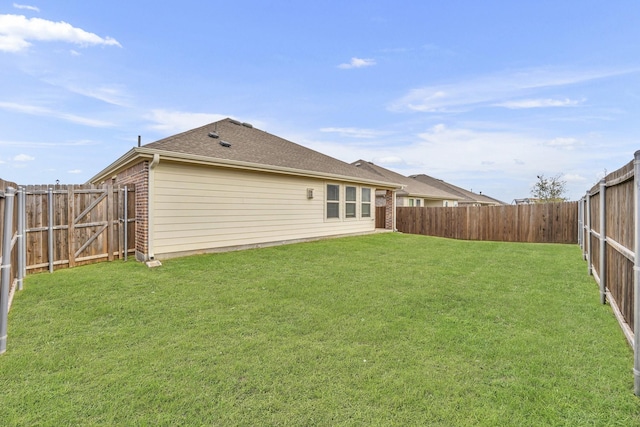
25 184 135 273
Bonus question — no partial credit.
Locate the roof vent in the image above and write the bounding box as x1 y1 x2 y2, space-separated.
241 122 253 128
228 119 242 125
219 140 231 148
208 131 219 138
354 162 361 167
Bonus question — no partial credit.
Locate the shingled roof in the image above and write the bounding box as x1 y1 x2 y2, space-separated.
351 160 460 200
410 174 505 205
90 118 401 188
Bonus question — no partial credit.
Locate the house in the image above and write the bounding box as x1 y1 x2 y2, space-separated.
351 161 460 207
89 119 401 261
410 174 505 206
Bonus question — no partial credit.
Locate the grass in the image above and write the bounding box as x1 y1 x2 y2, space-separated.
1 233 638 426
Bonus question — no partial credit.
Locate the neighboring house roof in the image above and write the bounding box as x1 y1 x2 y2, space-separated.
410 174 505 205
89 118 401 189
351 160 460 200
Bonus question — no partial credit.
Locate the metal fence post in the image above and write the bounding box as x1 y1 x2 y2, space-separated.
633 150 640 395
48 187 54 273
123 186 128 262
599 179 607 305
586 191 592 275
17 187 25 291
577 197 583 250
1 187 16 354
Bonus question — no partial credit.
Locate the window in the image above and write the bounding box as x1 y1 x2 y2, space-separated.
327 184 340 218
409 198 415 207
361 188 371 218
345 186 357 218
416 199 421 207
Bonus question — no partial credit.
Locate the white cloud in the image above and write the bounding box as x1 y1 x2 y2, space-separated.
496 98 584 109
0 139 97 147
145 109 229 134
67 169 82 174
13 153 34 161
338 57 376 69
13 3 39 12
546 137 582 150
319 127 388 139
45 80 131 106
563 173 587 182
0 101 114 127
0 14 121 53
373 156 405 166
389 67 633 113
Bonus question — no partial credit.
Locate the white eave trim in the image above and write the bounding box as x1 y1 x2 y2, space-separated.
89 147 402 190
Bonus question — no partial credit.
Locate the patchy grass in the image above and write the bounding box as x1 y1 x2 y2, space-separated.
1 233 638 425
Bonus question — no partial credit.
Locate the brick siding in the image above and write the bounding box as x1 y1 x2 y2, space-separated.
112 161 150 260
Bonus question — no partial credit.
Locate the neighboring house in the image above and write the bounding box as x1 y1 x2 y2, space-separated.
351 161 460 207
410 174 505 206
89 119 401 261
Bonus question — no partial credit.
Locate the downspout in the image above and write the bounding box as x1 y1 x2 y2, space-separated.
148 153 160 260
393 189 397 231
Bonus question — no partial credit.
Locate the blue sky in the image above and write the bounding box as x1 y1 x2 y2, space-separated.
1 1 639 202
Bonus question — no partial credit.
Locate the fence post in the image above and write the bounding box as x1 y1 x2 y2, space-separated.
586 191 592 275
599 179 607 305
633 150 640 395
577 197 583 250
16 187 24 291
0 187 16 354
48 187 54 273
123 186 128 262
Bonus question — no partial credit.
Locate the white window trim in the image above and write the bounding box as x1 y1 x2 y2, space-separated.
361 187 372 218
345 185 358 221
325 183 341 220
324 183 375 222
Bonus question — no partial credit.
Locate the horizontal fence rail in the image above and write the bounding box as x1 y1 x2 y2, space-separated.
23 184 136 273
396 202 578 244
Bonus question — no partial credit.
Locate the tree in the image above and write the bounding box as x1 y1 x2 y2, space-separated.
531 174 567 203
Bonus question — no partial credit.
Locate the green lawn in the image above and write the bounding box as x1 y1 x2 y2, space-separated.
1 233 638 425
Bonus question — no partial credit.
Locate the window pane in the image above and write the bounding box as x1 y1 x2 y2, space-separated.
327 202 339 218
416 199 421 207
362 203 371 217
346 202 356 218
361 188 371 203
327 184 339 201
346 186 357 201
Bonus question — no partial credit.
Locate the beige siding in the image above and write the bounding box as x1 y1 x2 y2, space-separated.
151 162 376 257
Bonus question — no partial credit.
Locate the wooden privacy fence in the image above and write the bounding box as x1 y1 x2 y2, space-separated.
0 180 136 353
395 203 578 244
578 153 640 395
23 184 136 273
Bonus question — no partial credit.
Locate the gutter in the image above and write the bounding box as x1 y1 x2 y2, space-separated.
89 147 402 190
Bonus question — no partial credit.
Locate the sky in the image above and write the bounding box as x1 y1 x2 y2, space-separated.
1 1 639 203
